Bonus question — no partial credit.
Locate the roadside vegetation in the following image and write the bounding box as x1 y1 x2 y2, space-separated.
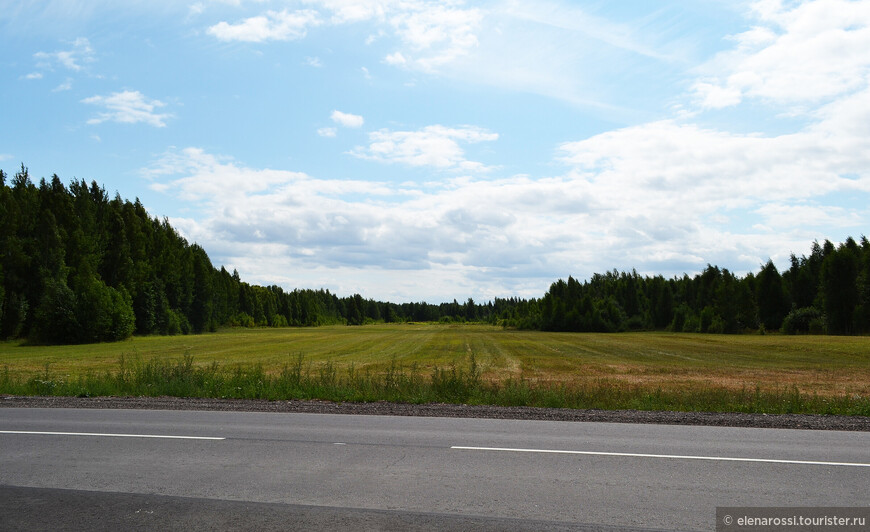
2 325 868 416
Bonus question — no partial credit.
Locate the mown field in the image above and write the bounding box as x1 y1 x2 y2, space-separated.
2 324 869 415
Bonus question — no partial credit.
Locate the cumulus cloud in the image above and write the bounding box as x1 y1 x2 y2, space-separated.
82 90 173 127
753 203 861 231
331 110 364 128
560 117 870 208
53 78 73 92
207 9 320 42
383 1 482 72
206 0 481 71
317 127 337 137
145 146 588 299
34 37 94 71
350 125 498 170
556 83 870 268
146 147 308 201
693 0 870 109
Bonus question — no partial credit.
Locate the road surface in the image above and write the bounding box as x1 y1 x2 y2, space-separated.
2 407 868 530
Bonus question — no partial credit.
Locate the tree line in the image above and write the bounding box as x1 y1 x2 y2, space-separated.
500 239 870 335
2 166 868 344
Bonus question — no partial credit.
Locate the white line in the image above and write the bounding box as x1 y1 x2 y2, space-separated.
450 446 870 468
0 430 224 441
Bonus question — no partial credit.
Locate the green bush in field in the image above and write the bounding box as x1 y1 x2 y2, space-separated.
782 307 825 335
33 275 134 344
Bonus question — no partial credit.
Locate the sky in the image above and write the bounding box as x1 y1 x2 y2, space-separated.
2 0 870 303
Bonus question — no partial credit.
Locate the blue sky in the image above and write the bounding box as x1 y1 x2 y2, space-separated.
2 0 870 302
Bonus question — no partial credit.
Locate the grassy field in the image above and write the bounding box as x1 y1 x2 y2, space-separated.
2 324 869 415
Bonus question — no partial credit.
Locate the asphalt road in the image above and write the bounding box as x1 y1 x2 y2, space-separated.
1 408 868 531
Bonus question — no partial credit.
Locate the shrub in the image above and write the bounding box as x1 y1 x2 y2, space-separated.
782 307 824 335
707 316 726 334
682 315 700 333
670 303 691 332
33 279 79 343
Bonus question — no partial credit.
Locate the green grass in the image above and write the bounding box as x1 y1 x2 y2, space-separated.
2 324 869 415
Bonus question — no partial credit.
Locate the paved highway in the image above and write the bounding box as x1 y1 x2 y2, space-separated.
1 407 868 531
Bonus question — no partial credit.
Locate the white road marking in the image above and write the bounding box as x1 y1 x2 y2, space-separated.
450 446 870 468
0 430 224 441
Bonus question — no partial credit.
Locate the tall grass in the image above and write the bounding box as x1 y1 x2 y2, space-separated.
2 353 868 416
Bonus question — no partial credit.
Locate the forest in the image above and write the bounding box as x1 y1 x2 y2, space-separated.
1 165 868 344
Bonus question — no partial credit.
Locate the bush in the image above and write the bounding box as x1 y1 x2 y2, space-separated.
33 279 80 344
782 307 825 335
162 308 191 335
707 316 726 334
809 317 827 335
699 306 724 333
670 303 691 332
106 287 135 341
682 315 700 333
231 312 255 328
37 275 135 344
625 314 648 331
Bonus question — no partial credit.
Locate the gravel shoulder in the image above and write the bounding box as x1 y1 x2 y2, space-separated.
3 394 869 431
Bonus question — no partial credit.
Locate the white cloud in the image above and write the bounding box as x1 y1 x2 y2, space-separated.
691 81 742 110
366 1 680 109
693 0 870 109
53 78 73 92
82 90 173 127
200 1 685 110
753 203 861 230
555 83 870 269
317 127 337 137
0 154 13 162
384 1 482 72
384 51 406 65
312 0 482 71
146 146 582 300
350 125 497 170
188 2 205 18
146 147 307 201
207 0 481 71
22 72 43 80
559 116 870 214
207 9 320 42
306 0 389 24
34 37 94 71
304 56 323 67
330 110 364 128
313 0 481 72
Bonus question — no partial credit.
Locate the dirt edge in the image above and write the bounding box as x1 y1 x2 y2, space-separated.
3 395 869 431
